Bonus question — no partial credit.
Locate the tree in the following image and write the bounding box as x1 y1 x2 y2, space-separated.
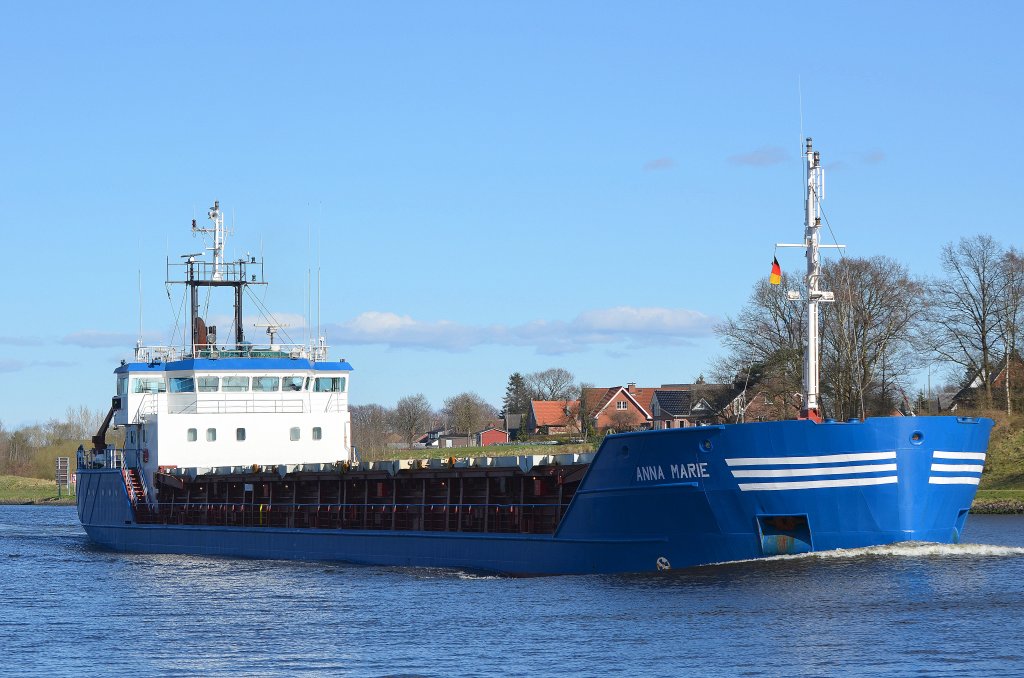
714 272 805 413
527 368 577 401
350 404 393 459
442 392 497 443
922 235 1005 408
390 394 433 449
820 256 923 420
996 248 1024 415
501 372 532 418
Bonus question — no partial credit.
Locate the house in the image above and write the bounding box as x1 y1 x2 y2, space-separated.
527 400 579 435
581 385 651 432
650 389 718 428
948 352 1024 412
503 413 523 440
474 428 510 446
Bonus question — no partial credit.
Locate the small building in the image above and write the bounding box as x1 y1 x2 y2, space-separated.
527 400 579 435
475 428 510 446
503 413 523 440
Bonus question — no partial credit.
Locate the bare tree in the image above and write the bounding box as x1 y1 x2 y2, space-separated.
714 272 805 409
997 247 1024 414
441 392 497 444
350 404 393 458
922 235 1005 408
527 368 577 401
390 394 434 449
820 256 923 419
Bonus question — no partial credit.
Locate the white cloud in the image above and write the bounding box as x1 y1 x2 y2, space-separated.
325 306 716 355
61 330 137 348
0 336 41 346
728 146 789 167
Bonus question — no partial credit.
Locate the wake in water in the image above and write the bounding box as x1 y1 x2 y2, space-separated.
708 541 1024 568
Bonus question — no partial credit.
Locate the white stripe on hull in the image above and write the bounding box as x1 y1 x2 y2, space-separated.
737 476 899 492
928 476 981 485
731 463 897 478
930 463 984 473
725 451 896 467
933 451 986 461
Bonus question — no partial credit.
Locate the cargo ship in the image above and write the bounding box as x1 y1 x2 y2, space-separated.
76 141 993 574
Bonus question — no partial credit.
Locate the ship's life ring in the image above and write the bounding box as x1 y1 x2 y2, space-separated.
142 448 149 464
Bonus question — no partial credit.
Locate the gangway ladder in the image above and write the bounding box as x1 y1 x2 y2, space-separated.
123 467 147 511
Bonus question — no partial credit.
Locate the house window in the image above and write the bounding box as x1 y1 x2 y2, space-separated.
198 376 219 392
616 401 627 410
313 427 322 441
206 428 217 442
290 427 300 441
187 428 197 442
236 428 246 441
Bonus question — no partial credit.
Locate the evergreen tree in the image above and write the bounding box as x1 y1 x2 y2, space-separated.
501 372 532 417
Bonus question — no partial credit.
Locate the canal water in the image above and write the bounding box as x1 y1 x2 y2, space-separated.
1 506 1022 677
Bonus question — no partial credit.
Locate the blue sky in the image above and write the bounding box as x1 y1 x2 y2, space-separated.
1 2 1021 426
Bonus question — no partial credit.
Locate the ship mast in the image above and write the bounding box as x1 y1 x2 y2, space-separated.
168 200 267 356
778 138 841 420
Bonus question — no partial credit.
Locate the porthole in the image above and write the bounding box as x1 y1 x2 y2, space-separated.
910 431 924 445
700 439 713 452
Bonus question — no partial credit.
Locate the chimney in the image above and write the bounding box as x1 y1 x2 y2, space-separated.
627 382 637 393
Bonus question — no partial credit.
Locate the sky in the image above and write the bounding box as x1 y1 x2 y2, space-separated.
1 1 1022 426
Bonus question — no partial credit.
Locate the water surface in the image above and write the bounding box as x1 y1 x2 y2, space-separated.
1 507 1022 677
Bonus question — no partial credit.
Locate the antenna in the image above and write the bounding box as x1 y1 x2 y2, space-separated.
192 200 227 280
255 322 289 346
138 268 143 349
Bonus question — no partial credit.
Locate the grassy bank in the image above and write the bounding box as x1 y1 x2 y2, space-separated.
0 475 75 505
972 413 1024 513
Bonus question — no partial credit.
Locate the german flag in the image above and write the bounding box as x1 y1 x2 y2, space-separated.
769 257 781 285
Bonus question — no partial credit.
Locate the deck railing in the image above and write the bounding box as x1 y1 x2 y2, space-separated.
133 501 565 534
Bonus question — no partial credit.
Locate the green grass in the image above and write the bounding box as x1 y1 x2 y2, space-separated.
978 413 1024 491
0 475 74 504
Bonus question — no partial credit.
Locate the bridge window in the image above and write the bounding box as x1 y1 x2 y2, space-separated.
312 427 322 440
206 428 217 442
117 376 128 395
283 376 304 392
290 427 300 441
236 428 246 441
169 377 195 393
198 376 219 392
222 376 249 392
187 428 197 442
253 376 280 392
314 377 346 392
132 378 166 394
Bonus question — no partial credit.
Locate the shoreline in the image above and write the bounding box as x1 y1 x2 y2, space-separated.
0 498 76 506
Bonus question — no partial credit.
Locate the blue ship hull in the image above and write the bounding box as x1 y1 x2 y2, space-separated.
77 416 992 575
